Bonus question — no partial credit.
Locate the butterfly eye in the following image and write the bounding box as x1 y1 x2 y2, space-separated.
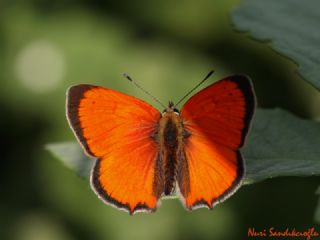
161 108 179 116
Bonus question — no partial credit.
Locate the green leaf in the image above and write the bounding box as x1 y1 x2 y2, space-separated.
232 0 320 90
45 142 94 177
243 108 320 184
46 108 320 185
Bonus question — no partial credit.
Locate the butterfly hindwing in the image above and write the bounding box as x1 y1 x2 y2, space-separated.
179 75 256 209
67 85 162 214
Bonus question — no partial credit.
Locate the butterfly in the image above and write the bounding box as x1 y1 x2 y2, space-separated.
66 71 256 214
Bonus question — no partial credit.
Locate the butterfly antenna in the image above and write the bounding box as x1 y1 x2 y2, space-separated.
123 73 166 109
174 70 215 107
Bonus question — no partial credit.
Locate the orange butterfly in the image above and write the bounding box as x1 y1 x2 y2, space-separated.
66 72 256 214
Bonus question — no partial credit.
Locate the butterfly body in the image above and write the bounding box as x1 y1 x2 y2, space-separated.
67 75 256 214
156 103 185 196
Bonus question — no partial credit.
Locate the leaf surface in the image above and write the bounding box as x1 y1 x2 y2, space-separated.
232 0 320 90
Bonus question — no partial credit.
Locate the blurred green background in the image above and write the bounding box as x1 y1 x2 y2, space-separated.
1 0 320 240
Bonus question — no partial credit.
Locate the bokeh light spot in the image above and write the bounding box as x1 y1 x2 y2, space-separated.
15 40 66 93
13 212 73 240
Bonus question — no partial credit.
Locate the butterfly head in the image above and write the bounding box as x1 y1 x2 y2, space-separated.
162 101 179 116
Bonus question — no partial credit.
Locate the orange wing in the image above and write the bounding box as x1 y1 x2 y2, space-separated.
66 85 162 214
178 75 256 210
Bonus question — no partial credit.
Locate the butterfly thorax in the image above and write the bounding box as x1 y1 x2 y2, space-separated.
158 108 184 195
